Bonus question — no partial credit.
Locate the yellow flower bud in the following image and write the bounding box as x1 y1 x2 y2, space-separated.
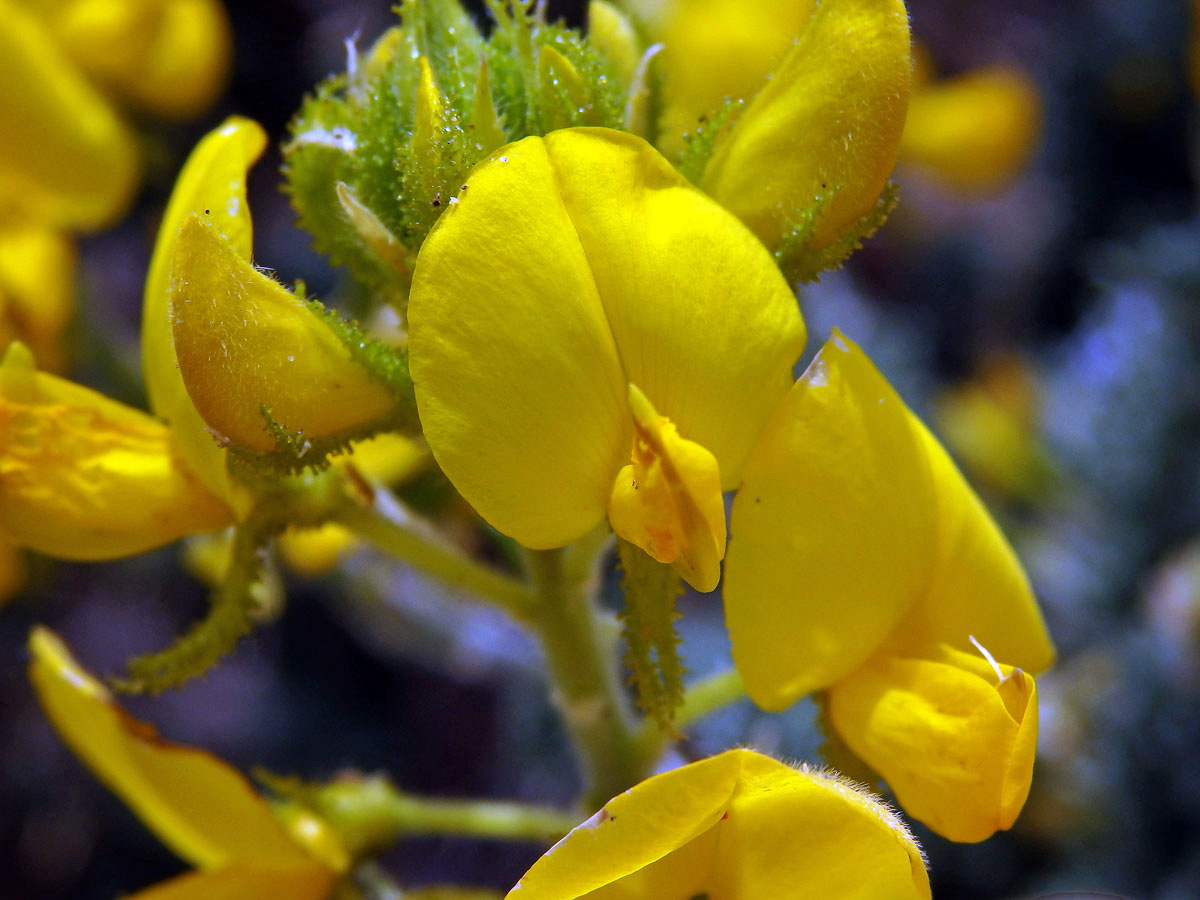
169 215 400 453
698 0 912 251
587 1 641 85
0 343 232 560
828 643 1038 843
508 748 930 899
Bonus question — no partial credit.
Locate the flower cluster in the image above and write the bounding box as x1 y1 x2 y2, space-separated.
6 0 1056 896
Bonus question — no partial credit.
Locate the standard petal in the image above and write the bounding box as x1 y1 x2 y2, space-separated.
543 129 805 490
170 216 399 452
0 0 140 229
700 0 911 251
0 344 232 560
143 116 266 506
827 644 1039 843
28 628 314 869
901 67 1041 192
409 136 630 550
724 333 936 711
122 863 334 900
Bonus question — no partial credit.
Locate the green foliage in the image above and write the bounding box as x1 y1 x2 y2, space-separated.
285 0 629 314
775 182 901 284
617 538 685 730
114 525 273 694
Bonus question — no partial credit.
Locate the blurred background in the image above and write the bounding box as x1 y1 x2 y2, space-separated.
2 0 1199 898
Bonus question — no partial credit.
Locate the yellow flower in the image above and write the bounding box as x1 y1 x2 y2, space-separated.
629 0 912 252
901 58 1042 192
723 332 1054 841
146 116 405 473
409 128 805 591
0 0 231 231
0 342 232 560
28 626 345 898
408 128 1054 841
507 748 930 899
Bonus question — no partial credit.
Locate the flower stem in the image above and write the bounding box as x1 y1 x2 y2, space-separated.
334 487 535 622
310 775 578 853
522 541 645 810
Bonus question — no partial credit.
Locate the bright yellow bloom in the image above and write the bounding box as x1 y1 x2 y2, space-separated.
408 128 805 591
507 748 930 899
723 332 1054 841
0 531 24 605
0 342 232 560
901 63 1041 192
407 125 1052 841
632 0 912 252
0 222 76 373
28 626 344 900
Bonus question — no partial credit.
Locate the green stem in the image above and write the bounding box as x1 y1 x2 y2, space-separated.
334 488 534 622
523 543 645 810
312 776 578 854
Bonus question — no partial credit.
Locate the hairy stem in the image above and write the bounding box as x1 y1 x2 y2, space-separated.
523 542 646 810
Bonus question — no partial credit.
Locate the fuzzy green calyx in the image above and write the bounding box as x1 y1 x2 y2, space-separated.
285 0 630 310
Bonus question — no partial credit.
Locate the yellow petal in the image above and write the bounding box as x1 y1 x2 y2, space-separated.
170 216 398 452
409 128 803 550
0 343 232 560
608 385 725 592
0 0 140 229
724 332 1053 712
122 863 334 900
28 628 314 868
0 223 76 373
334 432 429 486
587 1 641 85
507 748 929 900
657 0 817 158
827 643 1038 843
700 0 911 251
901 66 1041 192
144 116 266 509
724 333 935 710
